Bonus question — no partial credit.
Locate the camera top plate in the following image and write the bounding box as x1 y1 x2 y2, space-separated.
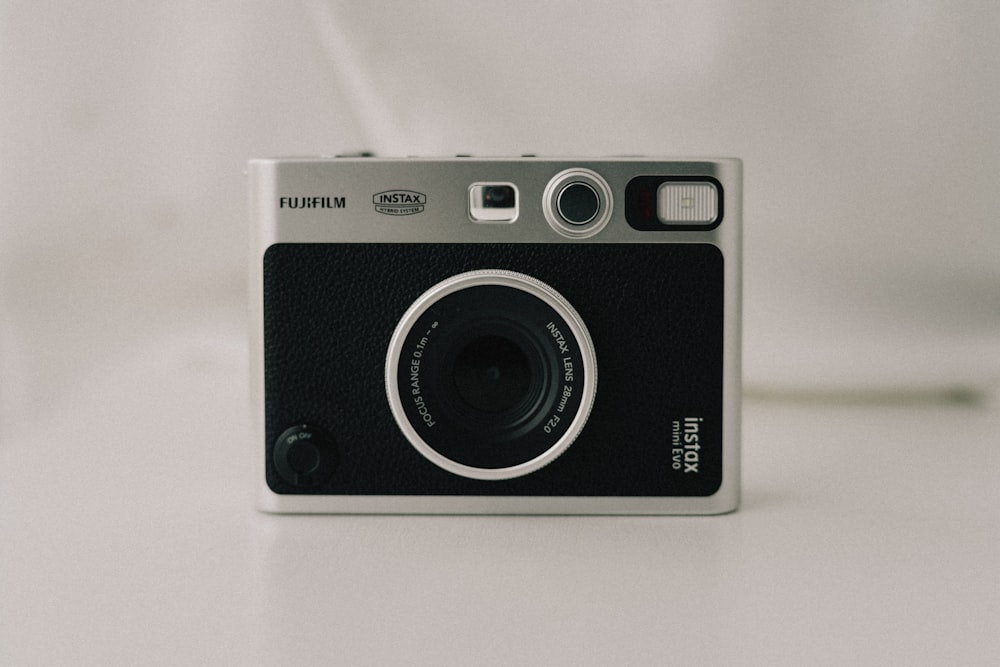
249 157 741 249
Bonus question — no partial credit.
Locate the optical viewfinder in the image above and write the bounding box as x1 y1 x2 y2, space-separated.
469 183 518 222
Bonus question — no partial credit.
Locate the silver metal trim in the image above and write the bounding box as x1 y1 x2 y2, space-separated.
256 489 739 515
385 270 598 480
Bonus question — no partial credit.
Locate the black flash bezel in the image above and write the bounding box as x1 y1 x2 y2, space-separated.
625 175 724 231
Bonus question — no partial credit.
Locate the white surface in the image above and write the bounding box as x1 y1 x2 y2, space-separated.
2 2 999 664
1 323 997 665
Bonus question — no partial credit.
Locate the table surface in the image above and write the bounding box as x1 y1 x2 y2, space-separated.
1 324 997 666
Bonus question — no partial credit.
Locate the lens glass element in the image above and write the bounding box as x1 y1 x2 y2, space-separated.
481 185 516 209
452 335 531 414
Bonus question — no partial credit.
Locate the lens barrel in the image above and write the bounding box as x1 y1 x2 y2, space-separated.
386 270 597 480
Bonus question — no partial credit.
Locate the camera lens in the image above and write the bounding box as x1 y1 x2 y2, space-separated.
386 270 597 480
452 335 532 413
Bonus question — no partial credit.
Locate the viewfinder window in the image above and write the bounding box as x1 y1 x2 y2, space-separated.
469 183 519 223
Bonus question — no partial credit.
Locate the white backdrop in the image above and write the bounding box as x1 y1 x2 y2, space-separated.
1 3 998 664
2 1 999 429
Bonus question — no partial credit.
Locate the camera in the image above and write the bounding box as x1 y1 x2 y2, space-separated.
249 157 742 514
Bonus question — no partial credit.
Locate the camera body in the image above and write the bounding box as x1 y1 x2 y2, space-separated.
250 157 742 514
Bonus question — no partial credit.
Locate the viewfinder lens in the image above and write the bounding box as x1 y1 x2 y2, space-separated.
469 183 519 222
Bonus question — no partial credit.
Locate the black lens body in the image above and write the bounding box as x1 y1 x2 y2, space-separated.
393 282 587 471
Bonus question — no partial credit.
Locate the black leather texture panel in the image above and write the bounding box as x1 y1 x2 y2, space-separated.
263 243 724 496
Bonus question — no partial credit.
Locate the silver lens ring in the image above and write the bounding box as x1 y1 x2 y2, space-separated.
542 168 614 238
385 270 598 481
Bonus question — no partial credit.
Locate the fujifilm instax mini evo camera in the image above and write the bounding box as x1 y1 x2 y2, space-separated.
250 157 742 514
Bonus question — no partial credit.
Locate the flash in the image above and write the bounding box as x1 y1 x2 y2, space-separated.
657 182 719 225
